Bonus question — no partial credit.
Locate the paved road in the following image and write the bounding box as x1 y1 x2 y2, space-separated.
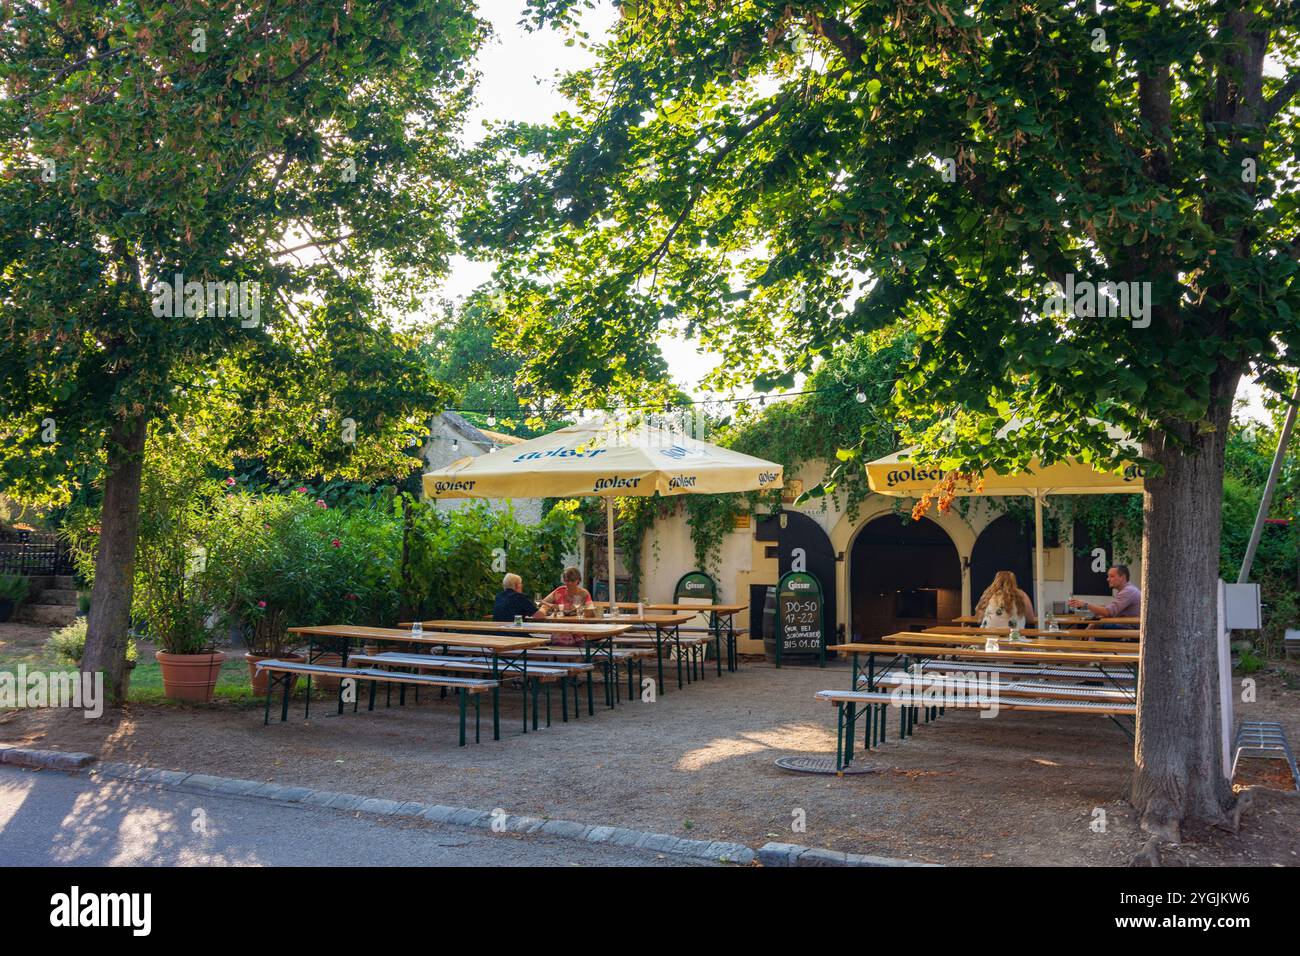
0 765 709 866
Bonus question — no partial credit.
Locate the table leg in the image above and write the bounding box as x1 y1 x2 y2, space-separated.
654 631 666 695
337 637 350 715
490 653 501 741
712 612 723 677
605 639 616 708
835 702 845 771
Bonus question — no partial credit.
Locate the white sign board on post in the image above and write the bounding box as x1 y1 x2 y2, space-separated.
1218 581 1262 780
1217 580 1232 781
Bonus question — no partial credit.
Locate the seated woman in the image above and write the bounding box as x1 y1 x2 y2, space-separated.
974 571 1038 631
539 566 594 647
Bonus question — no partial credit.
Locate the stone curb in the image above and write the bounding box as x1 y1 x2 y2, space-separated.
1 746 926 867
3 746 755 865
757 841 935 867
0 744 95 771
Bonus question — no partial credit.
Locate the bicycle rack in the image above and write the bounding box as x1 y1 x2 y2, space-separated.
1231 720 1300 791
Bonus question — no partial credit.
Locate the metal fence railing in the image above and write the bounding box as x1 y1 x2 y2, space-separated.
0 531 75 576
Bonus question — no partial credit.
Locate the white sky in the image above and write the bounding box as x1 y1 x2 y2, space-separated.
438 1 1273 422
437 1 723 394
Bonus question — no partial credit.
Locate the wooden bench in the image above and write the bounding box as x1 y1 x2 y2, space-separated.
817 687 1137 769
870 671 1135 703
858 662 1136 699
350 652 593 728
438 644 649 707
255 659 497 746
892 660 1136 684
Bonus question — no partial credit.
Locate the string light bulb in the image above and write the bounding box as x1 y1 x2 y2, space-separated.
451 438 459 451
855 389 867 403
487 408 496 427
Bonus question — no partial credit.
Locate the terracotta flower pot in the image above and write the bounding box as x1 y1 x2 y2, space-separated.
155 650 226 703
245 652 305 697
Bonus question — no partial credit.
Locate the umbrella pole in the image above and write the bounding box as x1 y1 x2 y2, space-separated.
606 496 617 606
1033 493 1046 619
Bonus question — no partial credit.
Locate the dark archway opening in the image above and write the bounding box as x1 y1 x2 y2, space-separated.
970 512 1035 610
754 511 839 653
849 514 961 641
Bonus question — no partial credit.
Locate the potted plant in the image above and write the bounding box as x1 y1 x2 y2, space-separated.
237 606 307 696
0 573 29 623
132 447 226 703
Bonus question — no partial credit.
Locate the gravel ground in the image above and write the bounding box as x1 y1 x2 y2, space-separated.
4 622 1298 866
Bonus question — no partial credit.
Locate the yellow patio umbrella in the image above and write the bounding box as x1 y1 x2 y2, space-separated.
865 421 1145 611
423 418 784 602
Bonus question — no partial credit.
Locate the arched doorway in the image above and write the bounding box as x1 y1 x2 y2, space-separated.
754 511 839 647
970 512 1035 610
849 514 961 641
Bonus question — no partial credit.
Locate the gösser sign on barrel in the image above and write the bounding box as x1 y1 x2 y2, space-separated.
775 570 826 668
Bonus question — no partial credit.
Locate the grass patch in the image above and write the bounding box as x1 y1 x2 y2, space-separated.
127 653 259 706
1 632 348 711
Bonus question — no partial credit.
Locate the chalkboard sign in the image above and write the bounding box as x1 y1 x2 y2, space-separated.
775 570 826 668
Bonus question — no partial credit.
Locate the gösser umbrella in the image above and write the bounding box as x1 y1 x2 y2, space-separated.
422 418 784 605
865 421 1145 614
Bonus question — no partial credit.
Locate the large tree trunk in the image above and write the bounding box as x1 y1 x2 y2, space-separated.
82 413 148 704
1131 388 1238 842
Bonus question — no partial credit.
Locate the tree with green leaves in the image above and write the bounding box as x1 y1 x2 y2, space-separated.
422 292 542 437
1 1 483 699
474 0 1300 842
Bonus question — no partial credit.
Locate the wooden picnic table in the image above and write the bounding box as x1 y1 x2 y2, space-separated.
829 641 1138 664
290 624 550 740
828 638 1138 737
585 611 702 693
829 640 1138 708
925 625 1142 640
408 619 635 710
653 603 748 675
888 631 1141 654
951 614 1140 628
595 602 749 674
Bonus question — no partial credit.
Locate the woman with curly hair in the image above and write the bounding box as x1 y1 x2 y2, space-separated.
974 570 1037 630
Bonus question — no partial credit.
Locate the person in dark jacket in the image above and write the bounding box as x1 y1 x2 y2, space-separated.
492 573 544 622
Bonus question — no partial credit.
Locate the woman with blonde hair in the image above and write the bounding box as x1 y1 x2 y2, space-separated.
974 571 1037 630
540 566 594 647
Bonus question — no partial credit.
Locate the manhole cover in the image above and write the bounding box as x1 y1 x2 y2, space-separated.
775 755 878 775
